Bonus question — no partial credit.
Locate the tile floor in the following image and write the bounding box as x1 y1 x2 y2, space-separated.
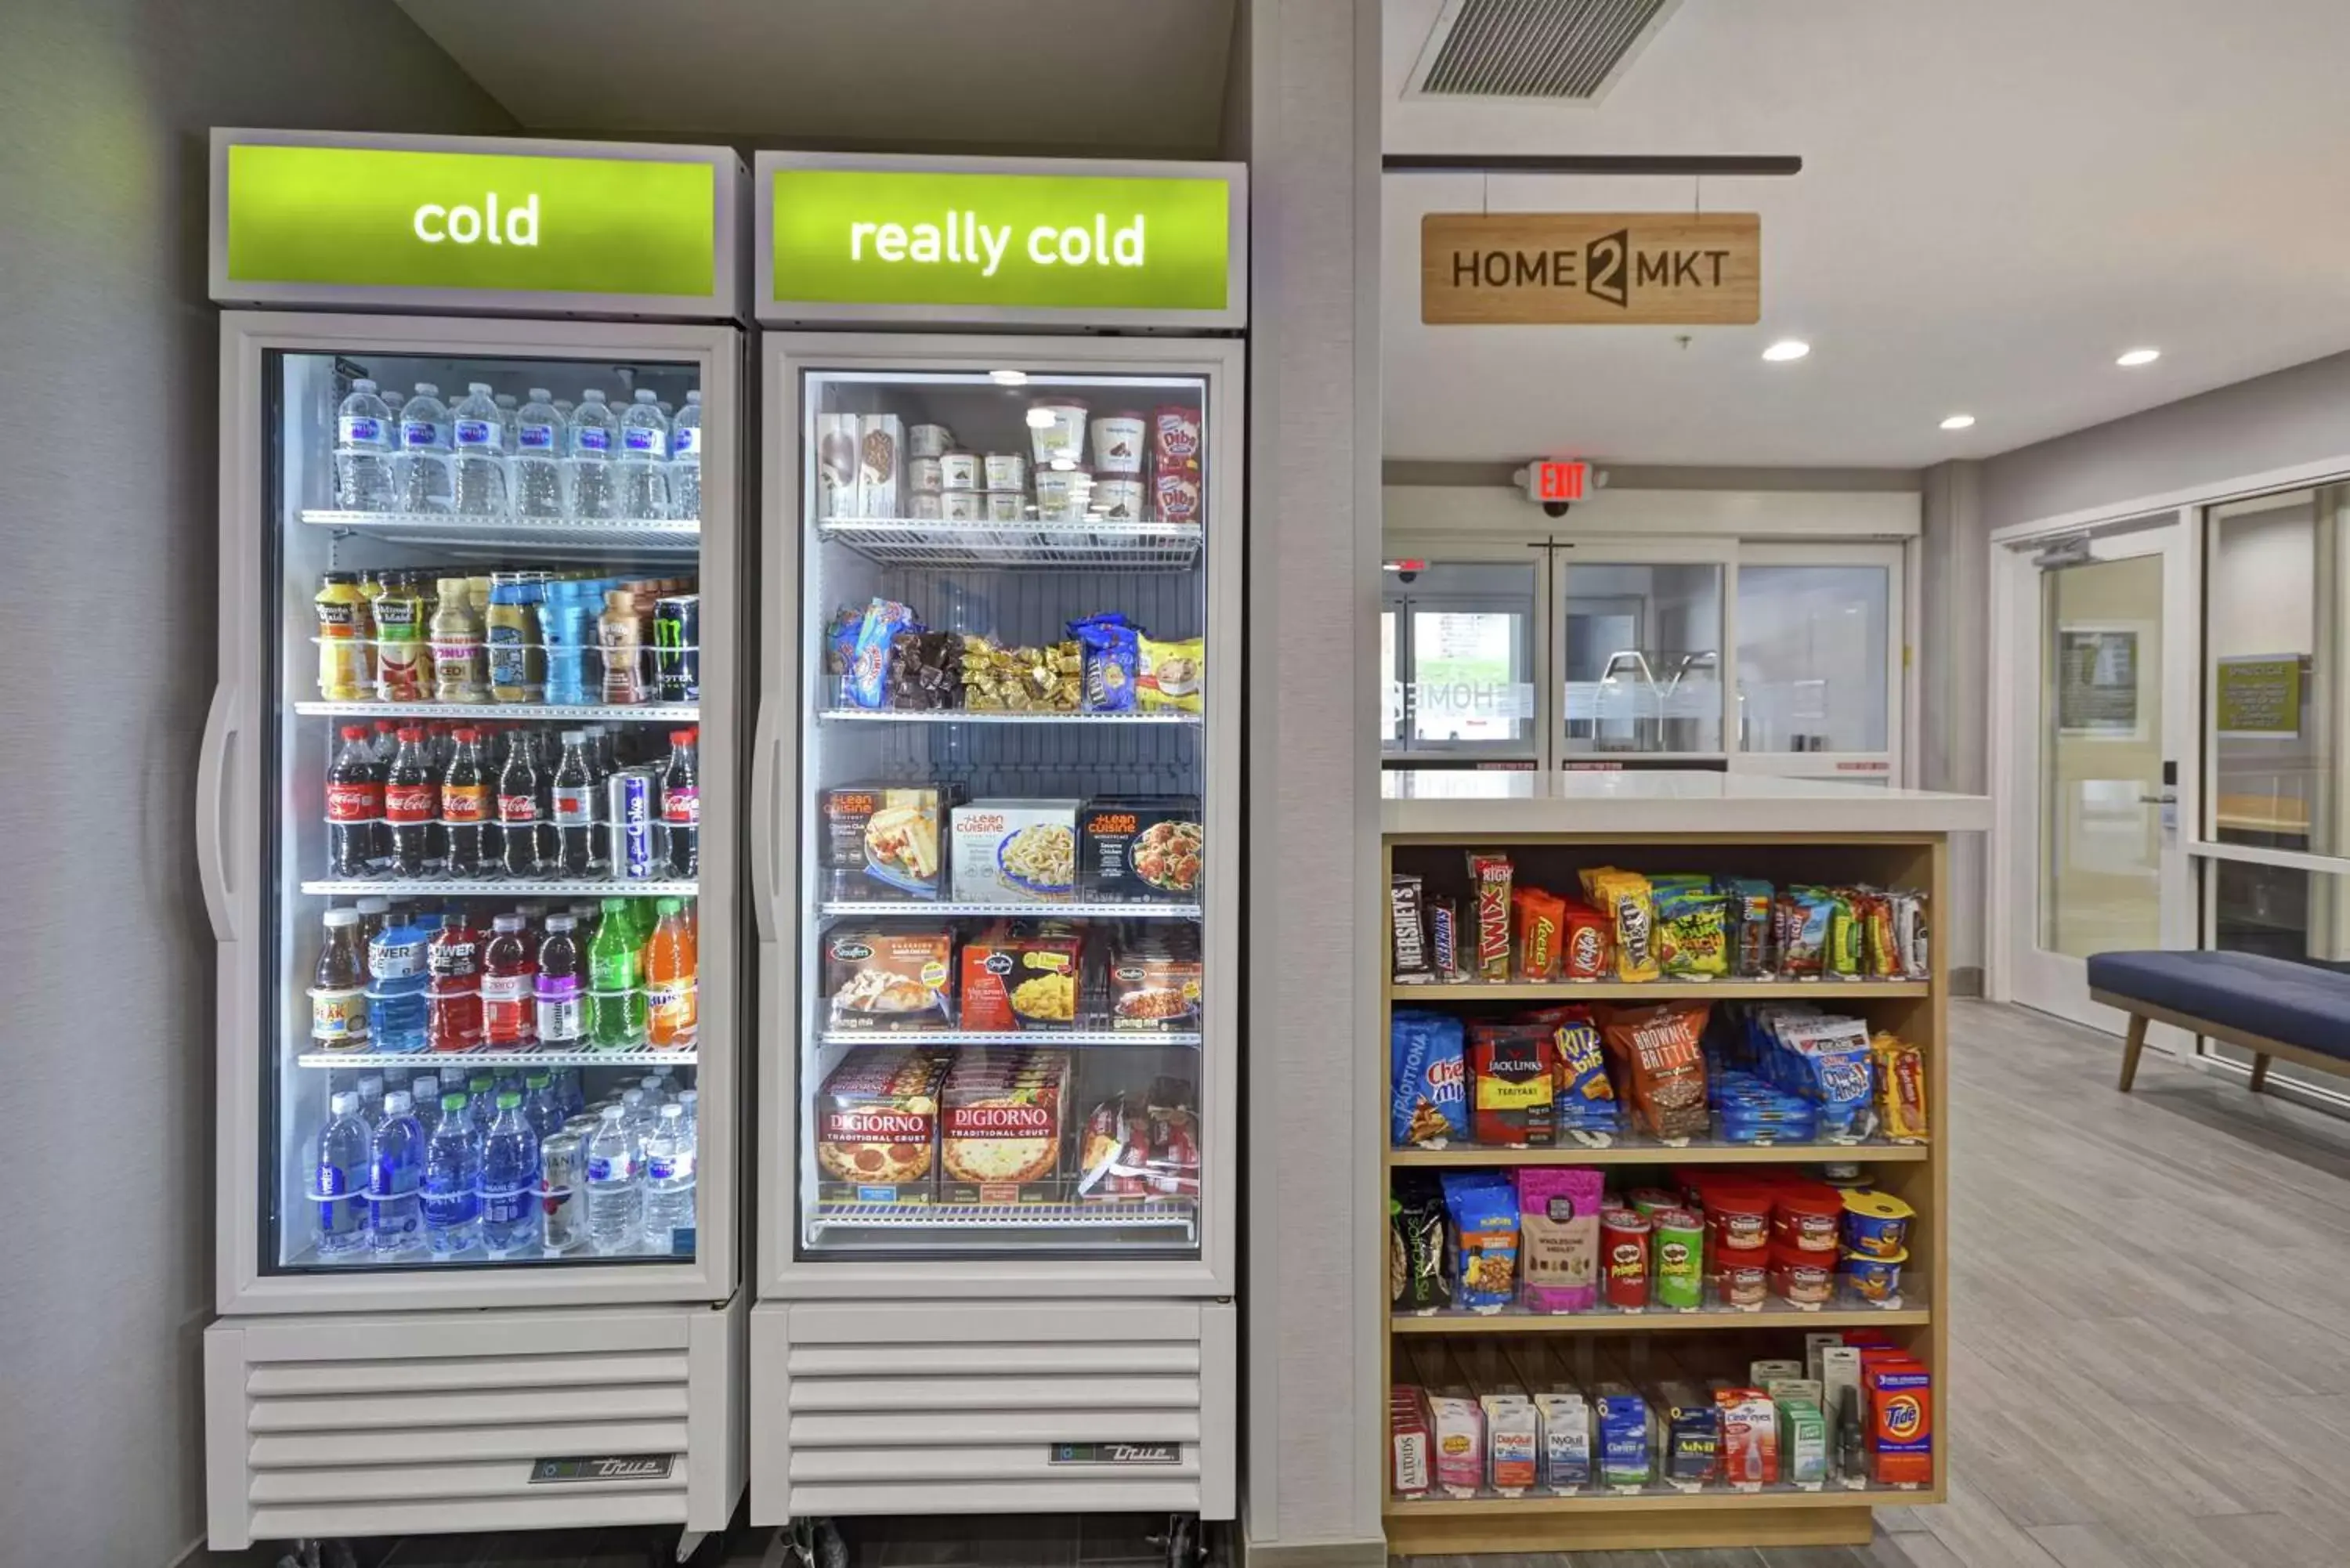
204 1003 2350 1568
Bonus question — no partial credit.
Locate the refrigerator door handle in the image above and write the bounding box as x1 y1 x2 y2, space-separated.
750 692 779 944
198 682 238 942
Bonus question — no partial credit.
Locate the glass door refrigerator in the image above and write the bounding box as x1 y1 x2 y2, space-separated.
747 154 1246 1532
201 132 748 1553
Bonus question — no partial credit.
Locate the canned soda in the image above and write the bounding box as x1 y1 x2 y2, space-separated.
608 768 655 879
540 1129 585 1252
653 594 700 703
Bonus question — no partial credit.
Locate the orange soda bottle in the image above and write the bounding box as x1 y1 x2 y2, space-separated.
644 898 698 1048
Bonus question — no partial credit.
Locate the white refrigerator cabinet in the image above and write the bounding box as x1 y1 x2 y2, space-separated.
750 334 1242 1523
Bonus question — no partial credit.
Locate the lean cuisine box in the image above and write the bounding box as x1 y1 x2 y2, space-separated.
950 799 1080 903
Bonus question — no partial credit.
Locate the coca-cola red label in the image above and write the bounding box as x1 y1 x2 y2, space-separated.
662 786 700 826
553 787 593 824
824 1109 929 1140
442 784 487 824
945 1104 1054 1136
384 781 437 824
325 781 380 822
497 793 538 824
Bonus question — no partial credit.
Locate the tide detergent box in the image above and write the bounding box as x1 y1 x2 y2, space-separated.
1867 1365 1933 1486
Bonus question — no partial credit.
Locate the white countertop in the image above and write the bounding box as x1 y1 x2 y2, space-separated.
1382 768 1992 836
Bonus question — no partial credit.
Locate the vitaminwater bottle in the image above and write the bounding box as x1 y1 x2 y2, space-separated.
316 572 371 700
588 898 646 1048
668 389 702 522
480 913 537 1047
536 914 585 1048
644 898 698 1049
450 383 508 515
334 378 396 511
396 383 454 515
309 909 370 1050
567 390 618 519
618 389 671 518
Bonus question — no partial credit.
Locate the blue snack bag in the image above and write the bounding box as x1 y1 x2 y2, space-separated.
1068 612 1141 712
1779 1014 1877 1138
1391 1010 1468 1147
1440 1172 1520 1312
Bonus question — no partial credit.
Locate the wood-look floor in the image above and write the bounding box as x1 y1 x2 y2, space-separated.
1399 999 2350 1568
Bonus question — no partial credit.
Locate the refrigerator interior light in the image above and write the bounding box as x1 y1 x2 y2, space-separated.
1025 407 1058 428
989 368 1029 385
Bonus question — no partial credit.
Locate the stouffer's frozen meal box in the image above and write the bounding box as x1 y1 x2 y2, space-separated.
822 927 953 1031
959 927 1083 1032
937 1046 1072 1204
950 799 1082 903
815 1046 950 1204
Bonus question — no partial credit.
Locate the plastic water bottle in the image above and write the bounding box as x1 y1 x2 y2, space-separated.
512 388 566 519
368 1091 425 1257
494 392 519 454
667 390 703 522
620 1086 654 1152
467 1071 496 1133
354 1074 385 1129
422 1090 483 1255
314 1091 371 1259
479 1089 540 1255
396 384 454 514
677 1087 698 1143
409 1072 440 1136
618 389 671 518
366 920 431 1054
568 391 618 519
523 1071 566 1149
641 1103 696 1253
450 383 508 516
334 379 396 510
584 1104 642 1255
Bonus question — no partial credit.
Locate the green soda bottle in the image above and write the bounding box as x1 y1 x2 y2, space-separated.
588 898 646 1048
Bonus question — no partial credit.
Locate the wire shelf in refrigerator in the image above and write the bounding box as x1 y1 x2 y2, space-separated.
302 509 700 554
297 1044 699 1070
820 708 1200 725
819 518 1202 571
819 1028 1202 1049
820 899 1202 919
301 877 697 898
295 700 700 723
808 1199 1197 1234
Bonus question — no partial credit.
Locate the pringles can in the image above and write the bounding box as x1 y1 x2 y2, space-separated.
539 1129 584 1252
608 768 656 880
653 594 700 703
1652 1207 1706 1310
1600 1205 1650 1311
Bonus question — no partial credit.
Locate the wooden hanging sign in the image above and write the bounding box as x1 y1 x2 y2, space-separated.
1421 211 1761 325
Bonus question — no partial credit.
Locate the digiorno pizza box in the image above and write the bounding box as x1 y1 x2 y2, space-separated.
815 1046 950 1205
937 1046 1071 1205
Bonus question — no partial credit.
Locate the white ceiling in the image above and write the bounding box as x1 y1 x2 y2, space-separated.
1383 0 2350 467
394 0 1234 154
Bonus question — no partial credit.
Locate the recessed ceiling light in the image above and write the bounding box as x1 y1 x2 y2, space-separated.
1762 339 1811 363
989 369 1029 385
1940 414 1976 430
2117 348 2161 367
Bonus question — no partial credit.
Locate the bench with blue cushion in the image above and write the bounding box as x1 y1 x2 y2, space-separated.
2087 948 2350 1093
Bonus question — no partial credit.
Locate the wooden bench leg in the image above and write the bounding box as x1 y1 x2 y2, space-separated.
2117 1014 2149 1092
2251 1054 2272 1093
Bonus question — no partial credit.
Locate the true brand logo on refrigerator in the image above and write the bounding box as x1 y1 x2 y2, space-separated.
1048 1442 1182 1465
224 143 717 297
770 168 1230 312
528 1454 676 1483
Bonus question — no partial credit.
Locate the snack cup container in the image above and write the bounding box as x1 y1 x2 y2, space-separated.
1090 410 1148 475
1650 1207 1705 1310
1839 1247 1907 1303
1773 1187 1844 1253
909 423 954 459
1840 1188 1915 1259
1723 1260 1770 1308
1027 400 1088 466
1770 1243 1836 1306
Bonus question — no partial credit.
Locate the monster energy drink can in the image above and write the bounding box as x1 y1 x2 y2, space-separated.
653 594 700 703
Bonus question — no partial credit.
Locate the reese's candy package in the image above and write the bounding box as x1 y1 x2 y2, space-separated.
1513 886 1567 981
1467 853 1515 981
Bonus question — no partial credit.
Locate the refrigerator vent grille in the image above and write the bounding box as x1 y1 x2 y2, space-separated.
1414 0 1679 99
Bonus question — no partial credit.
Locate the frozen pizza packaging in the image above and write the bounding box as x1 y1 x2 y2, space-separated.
1580 867 1660 982
1466 853 1515 981
938 1046 1070 1203
1468 1022 1557 1147
1600 1001 1712 1140
1517 1165 1604 1313
815 1046 950 1203
1391 1010 1468 1147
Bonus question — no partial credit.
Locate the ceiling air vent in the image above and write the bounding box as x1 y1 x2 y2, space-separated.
1409 0 1683 100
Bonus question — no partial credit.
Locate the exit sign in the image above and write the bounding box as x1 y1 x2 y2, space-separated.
1538 461 1590 502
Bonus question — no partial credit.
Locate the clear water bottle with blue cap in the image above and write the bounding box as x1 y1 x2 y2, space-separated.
396 384 454 515
512 388 567 519
568 391 618 519
450 383 508 516
334 379 395 511
619 389 671 518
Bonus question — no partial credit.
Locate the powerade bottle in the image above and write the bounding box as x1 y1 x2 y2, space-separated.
314 1091 371 1259
479 1089 540 1255
367 1091 425 1257
366 919 431 1054
422 1090 482 1255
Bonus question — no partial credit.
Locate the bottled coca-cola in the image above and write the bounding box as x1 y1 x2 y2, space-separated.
326 724 384 877
661 728 699 878
383 727 440 877
442 727 489 877
497 729 542 877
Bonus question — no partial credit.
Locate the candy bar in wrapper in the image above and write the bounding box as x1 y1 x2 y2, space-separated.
1893 891 1930 980
1467 853 1514 981
1719 877 1775 978
1872 1033 1929 1140
1859 891 1903 978
1581 868 1659 983
1428 897 1461 981
1513 886 1566 981
1391 873 1431 983
1560 898 1611 980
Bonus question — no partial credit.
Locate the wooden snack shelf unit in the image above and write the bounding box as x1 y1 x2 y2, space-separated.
1379 829 1950 1557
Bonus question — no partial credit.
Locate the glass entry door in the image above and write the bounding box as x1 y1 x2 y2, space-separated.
2003 519 2196 1032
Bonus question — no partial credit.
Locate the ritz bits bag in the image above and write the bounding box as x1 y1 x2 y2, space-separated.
1580 868 1659 982
1520 1005 1619 1140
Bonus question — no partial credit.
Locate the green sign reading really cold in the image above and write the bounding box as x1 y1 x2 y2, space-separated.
769 168 1231 313
225 143 718 297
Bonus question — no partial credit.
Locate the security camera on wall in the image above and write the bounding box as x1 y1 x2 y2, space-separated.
1513 458 1607 518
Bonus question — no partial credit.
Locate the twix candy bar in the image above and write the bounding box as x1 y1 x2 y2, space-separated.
1466 853 1515 981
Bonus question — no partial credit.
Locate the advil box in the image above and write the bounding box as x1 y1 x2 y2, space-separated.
1867 1365 1932 1486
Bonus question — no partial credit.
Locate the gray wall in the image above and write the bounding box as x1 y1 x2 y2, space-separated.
0 8 509 1563
1237 0 1385 1560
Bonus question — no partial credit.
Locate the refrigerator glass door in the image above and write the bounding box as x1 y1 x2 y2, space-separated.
266 347 714 1274
793 362 1218 1261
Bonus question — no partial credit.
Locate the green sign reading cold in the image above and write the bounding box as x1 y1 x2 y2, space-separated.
769 168 1231 313
224 143 718 297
